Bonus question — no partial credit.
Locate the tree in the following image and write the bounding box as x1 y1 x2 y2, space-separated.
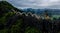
53 17 56 20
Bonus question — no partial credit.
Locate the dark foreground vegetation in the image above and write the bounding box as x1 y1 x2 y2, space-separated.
0 1 60 33
0 11 60 33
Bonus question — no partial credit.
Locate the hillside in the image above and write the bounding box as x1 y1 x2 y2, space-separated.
0 1 40 33
0 1 23 17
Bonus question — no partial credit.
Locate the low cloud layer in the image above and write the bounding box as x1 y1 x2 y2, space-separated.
7 0 60 9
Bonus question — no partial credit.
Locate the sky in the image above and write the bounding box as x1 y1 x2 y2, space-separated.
5 0 60 9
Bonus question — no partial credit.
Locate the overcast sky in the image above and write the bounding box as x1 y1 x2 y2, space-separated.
6 0 60 9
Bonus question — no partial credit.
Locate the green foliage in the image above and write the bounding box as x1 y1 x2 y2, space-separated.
0 11 15 24
0 1 15 17
0 8 42 33
0 29 8 33
10 19 23 33
25 27 41 33
53 17 57 20
0 1 41 33
0 1 14 9
0 11 16 33
0 16 6 24
0 11 41 33
5 12 15 18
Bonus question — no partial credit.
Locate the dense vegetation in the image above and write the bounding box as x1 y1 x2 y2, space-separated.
0 1 41 33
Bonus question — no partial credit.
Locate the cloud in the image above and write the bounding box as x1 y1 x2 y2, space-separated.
7 0 60 9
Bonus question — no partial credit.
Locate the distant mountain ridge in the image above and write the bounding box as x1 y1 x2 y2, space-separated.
22 8 60 15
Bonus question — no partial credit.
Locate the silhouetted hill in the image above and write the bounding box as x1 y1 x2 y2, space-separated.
0 1 23 17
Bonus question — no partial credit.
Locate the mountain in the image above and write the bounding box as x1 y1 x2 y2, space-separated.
0 1 23 17
22 8 60 15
